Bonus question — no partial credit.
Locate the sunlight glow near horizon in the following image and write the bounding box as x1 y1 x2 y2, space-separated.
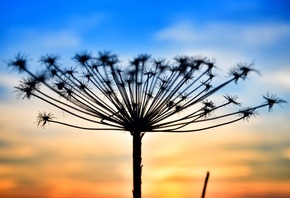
1 0 290 198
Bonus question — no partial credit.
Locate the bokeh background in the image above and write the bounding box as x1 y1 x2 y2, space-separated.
0 0 290 197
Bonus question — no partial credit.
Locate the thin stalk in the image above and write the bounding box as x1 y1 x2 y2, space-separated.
201 172 210 198
132 131 144 198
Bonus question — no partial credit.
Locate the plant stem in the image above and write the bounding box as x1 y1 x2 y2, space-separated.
201 171 210 198
132 132 143 198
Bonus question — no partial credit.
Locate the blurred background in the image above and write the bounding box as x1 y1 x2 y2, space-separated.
0 0 290 197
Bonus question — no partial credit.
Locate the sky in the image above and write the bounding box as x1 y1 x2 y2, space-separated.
0 0 290 197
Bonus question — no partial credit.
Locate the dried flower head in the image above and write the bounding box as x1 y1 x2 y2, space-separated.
262 92 287 112
8 51 286 133
36 112 56 127
7 53 29 73
14 77 40 99
239 107 258 121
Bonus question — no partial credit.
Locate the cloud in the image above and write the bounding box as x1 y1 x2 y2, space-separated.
154 21 290 48
0 73 20 101
259 68 290 91
0 29 82 59
283 148 290 159
20 29 81 50
241 23 290 46
0 84 9 101
66 14 104 31
0 13 109 58
155 22 198 42
39 30 81 49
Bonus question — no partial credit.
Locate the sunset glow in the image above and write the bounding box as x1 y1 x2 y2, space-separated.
1 0 290 198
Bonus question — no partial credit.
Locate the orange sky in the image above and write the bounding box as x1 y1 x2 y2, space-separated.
0 93 289 197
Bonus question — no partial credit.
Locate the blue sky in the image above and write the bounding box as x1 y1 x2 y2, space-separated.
0 0 290 197
1 0 290 57
1 0 290 103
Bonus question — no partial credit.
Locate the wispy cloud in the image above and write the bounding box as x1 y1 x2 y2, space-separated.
155 22 198 42
1 29 81 58
66 14 104 31
39 30 81 49
1 14 106 57
24 29 81 49
259 68 290 91
155 21 290 48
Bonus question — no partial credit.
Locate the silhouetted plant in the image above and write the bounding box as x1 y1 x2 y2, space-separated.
7 51 286 198
202 172 210 198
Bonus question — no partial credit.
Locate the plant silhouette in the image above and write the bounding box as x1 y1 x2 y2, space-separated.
7 51 286 198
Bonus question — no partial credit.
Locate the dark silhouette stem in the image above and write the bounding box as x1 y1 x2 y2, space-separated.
132 132 144 198
201 171 210 198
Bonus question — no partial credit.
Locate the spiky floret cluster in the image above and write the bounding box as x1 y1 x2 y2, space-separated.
8 51 286 133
